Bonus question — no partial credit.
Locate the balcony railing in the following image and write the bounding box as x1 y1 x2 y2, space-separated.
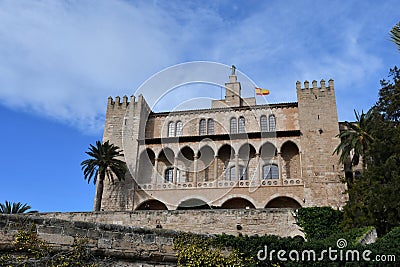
138 178 303 190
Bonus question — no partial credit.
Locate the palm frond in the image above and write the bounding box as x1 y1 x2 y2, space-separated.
334 109 375 169
81 140 126 184
390 22 400 52
0 201 33 214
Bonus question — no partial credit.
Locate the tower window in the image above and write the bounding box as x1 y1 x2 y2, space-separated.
238 116 246 133
260 115 268 132
269 115 276 132
230 118 237 134
199 119 206 135
176 121 183 136
263 164 279 179
168 121 175 137
207 119 214 134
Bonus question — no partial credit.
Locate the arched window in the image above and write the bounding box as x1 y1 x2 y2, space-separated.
207 118 214 134
239 165 247 180
176 121 183 136
199 119 206 135
168 121 175 137
230 117 237 134
263 164 279 179
269 115 276 132
164 167 173 183
260 115 268 132
238 116 245 133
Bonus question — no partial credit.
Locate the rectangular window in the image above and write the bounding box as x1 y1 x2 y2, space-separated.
165 168 173 183
239 166 247 180
263 164 279 179
229 166 235 181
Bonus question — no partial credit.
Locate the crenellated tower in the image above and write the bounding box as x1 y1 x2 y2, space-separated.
296 79 346 207
99 94 151 211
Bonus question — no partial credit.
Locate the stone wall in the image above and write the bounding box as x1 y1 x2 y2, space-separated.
1 209 302 266
24 208 303 237
0 214 177 266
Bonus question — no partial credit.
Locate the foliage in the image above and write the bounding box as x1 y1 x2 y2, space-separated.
215 233 304 267
0 201 36 214
174 232 254 266
376 66 400 123
295 207 343 240
182 227 376 267
342 67 400 236
0 224 101 266
371 226 400 260
81 140 127 211
81 140 126 185
390 22 400 52
334 109 374 170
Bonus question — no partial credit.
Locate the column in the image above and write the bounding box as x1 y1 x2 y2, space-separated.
153 157 159 184
214 155 219 187
173 157 178 184
299 151 303 179
193 155 198 186
235 154 239 181
278 152 283 185
255 153 261 181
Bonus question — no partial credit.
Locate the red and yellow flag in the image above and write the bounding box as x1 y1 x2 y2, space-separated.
255 87 270 95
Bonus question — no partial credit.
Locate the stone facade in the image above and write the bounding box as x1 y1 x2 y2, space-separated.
99 72 347 211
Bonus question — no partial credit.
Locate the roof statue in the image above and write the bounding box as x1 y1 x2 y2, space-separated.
231 65 236 75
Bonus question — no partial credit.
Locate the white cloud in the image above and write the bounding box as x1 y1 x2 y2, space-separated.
0 0 398 133
0 0 179 134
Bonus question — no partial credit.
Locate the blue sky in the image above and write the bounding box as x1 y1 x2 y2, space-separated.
0 0 398 212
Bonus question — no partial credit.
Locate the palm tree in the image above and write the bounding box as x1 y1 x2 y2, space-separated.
334 109 375 171
390 22 400 52
81 140 127 211
0 201 36 214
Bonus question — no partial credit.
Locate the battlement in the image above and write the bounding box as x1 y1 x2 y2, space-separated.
296 79 334 91
107 95 135 108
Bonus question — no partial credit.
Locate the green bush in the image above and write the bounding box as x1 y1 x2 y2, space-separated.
295 207 343 240
369 226 400 266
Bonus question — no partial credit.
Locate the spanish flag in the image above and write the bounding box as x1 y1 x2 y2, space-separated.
255 87 270 95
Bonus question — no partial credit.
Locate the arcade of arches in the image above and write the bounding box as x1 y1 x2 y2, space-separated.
137 141 301 185
135 140 303 210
